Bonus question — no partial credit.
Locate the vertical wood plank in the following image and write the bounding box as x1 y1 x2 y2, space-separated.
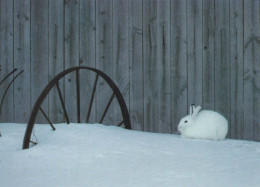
230 0 244 140
202 0 215 110
96 0 113 124
0 0 14 122
244 0 260 141
214 0 231 137
253 0 260 141
0 0 259 142
79 0 96 123
129 0 143 131
64 0 79 123
143 0 171 133
113 0 129 126
31 0 49 123
156 0 171 133
49 0 64 123
13 0 30 123
170 0 187 131
143 0 157 132
187 0 203 107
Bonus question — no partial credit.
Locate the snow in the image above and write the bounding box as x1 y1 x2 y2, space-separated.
1 123 260 187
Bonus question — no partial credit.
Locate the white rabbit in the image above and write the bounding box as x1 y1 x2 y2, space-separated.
177 104 228 140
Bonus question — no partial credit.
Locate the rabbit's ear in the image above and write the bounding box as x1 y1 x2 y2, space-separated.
192 105 202 118
189 104 195 116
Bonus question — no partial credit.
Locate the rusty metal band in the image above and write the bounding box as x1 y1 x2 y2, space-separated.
23 66 131 149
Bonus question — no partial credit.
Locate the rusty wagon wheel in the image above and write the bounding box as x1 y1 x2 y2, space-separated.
23 66 131 149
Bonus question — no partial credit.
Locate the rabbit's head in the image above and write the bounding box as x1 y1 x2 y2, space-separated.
177 105 201 134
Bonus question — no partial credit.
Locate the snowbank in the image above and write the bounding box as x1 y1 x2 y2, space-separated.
0 123 260 187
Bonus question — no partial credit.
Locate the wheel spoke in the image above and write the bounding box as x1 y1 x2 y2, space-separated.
99 93 115 124
30 126 38 145
76 70 80 123
39 106 56 130
56 82 70 124
29 140 38 145
86 74 99 123
117 120 125 127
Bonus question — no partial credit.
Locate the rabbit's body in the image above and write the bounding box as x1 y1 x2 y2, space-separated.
178 105 228 140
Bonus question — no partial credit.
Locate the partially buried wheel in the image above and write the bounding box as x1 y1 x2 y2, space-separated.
23 66 131 149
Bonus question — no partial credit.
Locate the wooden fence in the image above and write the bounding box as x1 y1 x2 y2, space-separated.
0 0 259 141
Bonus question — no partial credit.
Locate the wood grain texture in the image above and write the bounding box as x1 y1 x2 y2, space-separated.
202 0 215 110
243 0 260 140
129 0 143 131
214 0 231 137
79 0 96 123
170 0 187 131
143 0 158 132
113 0 129 126
156 0 171 133
49 0 64 123
31 0 49 123
252 1 260 141
64 0 79 123
96 0 113 125
0 0 14 122
187 0 203 108
230 0 244 139
13 0 30 123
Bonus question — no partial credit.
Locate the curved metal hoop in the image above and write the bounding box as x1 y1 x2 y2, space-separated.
0 68 17 87
0 69 24 114
23 66 131 149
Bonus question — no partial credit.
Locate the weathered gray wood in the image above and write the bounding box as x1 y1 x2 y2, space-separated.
143 0 171 133
48 0 64 123
156 0 171 133
31 0 49 123
187 0 203 107
214 0 231 137
202 0 215 110
13 0 30 123
253 1 260 141
79 0 96 123
0 0 14 122
96 0 113 125
112 0 129 126
129 0 143 131
230 0 244 140
1 0 260 142
243 0 260 141
143 0 158 132
64 0 79 123
170 0 187 131
252 1 260 141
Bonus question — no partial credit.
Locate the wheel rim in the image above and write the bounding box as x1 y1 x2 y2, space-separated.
23 66 131 149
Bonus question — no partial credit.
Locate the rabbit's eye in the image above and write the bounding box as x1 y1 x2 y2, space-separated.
184 120 188 123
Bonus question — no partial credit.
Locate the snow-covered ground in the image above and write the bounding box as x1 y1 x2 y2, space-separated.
1 123 260 187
